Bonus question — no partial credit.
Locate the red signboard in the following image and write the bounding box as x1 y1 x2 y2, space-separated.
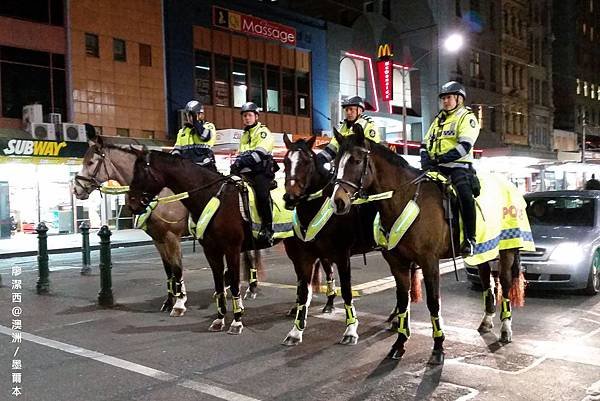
377 59 393 101
376 44 393 102
213 6 296 46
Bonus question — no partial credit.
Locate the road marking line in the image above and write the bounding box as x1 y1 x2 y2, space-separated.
0 325 261 401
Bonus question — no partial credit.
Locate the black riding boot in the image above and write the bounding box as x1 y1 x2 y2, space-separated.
444 167 476 257
253 174 274 245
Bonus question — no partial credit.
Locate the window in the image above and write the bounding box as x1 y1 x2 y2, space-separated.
282 69 295 115
232 59 248 108
139 44 152 67
1 46 66 119
249 63 264 109
490 108 496 131
391 68 411 109
141 130 154 139
266 66 279 112
469 51 480 78
340 57 366 100
382 0 391 19
194 51 211 105
85 33 99 58
113 38 126 62
577 78 581 95
489 3 495 30
455 0 462 17
0 0 64 26
116 128 129 137
592 84 596 100
490 57 496 82
585 81 589 97
470 0 480 13
214 55 230 107
297 72 310 116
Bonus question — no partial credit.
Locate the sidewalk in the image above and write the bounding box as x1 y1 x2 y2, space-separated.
0 229 188 259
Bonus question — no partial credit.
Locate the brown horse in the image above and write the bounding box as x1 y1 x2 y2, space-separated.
281 134 421 346
126 149 341 335
331 128 524 364
73 135 271 317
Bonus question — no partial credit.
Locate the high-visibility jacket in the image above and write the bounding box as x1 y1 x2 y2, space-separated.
173 121 216 162
321 115 381 162
423 106 480 167
236 122 274 173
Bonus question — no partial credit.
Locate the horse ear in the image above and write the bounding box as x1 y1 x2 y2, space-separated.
306 135 316 149
352 123 365 141
283 133 292 149
333 127 343 145
85 123 97 142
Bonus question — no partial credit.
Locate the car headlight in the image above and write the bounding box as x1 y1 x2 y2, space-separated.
549 242 585 264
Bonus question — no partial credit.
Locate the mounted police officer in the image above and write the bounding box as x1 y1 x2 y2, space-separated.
231 102 276 245
316 96 381 171
421 81 480 256
172 100 216 170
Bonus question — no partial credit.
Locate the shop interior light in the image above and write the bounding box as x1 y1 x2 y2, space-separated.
343 52 379 112
195 65 210 70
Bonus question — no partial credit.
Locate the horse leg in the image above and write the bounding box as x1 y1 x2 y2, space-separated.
243 250 260 300
498 250 517 343
421 258 445 365
477 261 496 333
282 246 315 346
338 255 358 345
154 241 174 312
205 248 227 332
384 258 411 360
321 259 336 313
225 250 245 335
164 233 187 317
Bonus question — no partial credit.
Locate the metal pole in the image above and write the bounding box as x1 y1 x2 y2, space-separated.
80 221 91 275
402 69 408 155
582 122 586 164
36 222 50 294
97 225 114 307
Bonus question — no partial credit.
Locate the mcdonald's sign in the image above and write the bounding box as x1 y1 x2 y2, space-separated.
376 44 393 101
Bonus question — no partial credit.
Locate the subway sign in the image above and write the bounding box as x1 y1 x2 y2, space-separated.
1 139 87 158
376 44 394 102
213 6 296 46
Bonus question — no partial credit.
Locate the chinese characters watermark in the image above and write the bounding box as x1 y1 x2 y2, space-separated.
10 266 23 397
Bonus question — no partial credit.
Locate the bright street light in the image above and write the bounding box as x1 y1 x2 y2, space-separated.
443 33 464 53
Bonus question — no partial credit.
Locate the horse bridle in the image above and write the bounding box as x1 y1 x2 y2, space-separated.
284 145 320 204
73 147 113 195
333 146 371 201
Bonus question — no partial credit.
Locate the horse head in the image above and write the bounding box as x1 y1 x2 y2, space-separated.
331 124 375 215
282 133 317 210
72 124 109 199
127 149 166 215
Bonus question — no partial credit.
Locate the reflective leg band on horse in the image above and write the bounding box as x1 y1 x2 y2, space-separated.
395 310 411 339
215 292 227 318
249 268 258 285
501 298 512 320
344 303 358 326
483 288 496 314
167 278 174 295
430 315 444 338
232 296 244 320
294 304 308 331
173 280 185 298
326 279 336 297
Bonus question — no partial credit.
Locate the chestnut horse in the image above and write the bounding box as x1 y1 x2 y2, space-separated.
331 128 524 364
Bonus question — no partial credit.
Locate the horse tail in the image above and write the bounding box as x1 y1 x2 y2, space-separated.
509 250 526 307
410 263 423 303
311 260 322 294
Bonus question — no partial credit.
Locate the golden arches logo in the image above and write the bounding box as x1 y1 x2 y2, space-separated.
377 44 393 59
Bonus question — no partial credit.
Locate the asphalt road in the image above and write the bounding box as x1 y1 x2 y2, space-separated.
0 243 599 401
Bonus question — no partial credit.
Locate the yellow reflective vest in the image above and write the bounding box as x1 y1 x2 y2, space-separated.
423 106 480 166
174 121 216 150
326 115 381 155
239 122 273 154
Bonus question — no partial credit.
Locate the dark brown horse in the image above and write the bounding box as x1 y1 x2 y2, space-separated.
73 135 273 315
281 134 421 346
331 128 524 364
126 149 339 335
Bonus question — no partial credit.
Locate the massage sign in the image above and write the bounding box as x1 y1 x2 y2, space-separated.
213 6 296 46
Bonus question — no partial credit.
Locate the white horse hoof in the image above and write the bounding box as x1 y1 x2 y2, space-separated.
282 335 302 346
227 321 243 335
170 308 186 317
340 335 358 345
244 287 258 300
208 318 225 332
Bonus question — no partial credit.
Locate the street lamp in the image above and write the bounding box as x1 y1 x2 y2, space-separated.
399 33 464 155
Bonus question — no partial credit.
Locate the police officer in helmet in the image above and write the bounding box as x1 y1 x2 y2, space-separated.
231 102 276 245
421 81 480 256
316 96 381 171
172 100 216 170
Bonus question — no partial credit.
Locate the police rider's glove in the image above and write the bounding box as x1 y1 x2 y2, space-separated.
183 122 194 129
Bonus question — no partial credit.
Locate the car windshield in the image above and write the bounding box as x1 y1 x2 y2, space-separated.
526 196 595 227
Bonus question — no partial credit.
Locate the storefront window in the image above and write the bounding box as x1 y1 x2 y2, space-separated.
232 59 248 108
194 50 211 105
297 72 310 116
214 55 230 107
249 63 264 109
266 66 280 113
391 68 411 109
340 57 366 99
282 69 295 115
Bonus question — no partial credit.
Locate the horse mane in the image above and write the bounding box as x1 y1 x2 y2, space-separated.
337 134 419 174
145 149 224 179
